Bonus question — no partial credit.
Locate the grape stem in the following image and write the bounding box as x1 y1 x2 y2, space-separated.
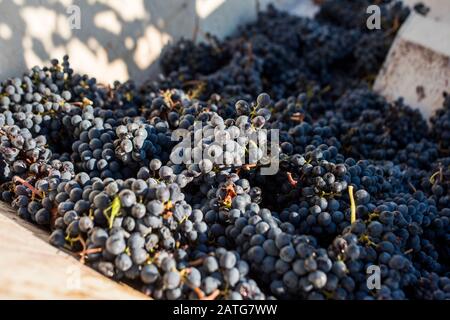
50 207 58 229
77 247 102 264
163 211 173 219
290 113 305 122
189 257 205 267
222 184 237 208
193 287 205 299
408 181 417 193
193 287 220 300
202 289 220 300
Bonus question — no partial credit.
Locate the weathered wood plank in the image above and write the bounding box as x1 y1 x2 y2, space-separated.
0 202 149 300
374 13 450 119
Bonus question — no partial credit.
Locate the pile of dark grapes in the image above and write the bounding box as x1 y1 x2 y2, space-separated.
1 1 448 300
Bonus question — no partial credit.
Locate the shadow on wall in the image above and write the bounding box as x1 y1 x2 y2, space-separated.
0 0 264 85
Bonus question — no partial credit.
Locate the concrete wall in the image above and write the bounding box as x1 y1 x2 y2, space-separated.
374 1 450 119
0 0 317 85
